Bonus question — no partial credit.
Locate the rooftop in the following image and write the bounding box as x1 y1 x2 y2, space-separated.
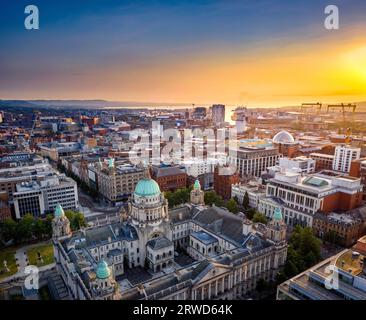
191 231 218 245
147 236 173 250
152 165 186 178
335 250 365 276
134 178 161 197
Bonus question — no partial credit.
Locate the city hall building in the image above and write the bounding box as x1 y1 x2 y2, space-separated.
52 173 287 300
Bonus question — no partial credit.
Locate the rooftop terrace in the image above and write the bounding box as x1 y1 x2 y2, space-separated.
335 250 365 276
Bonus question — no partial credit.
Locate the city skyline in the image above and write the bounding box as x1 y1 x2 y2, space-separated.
1 0 366 107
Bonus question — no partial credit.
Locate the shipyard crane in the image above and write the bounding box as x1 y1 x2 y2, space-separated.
327 103 357 121
300 102 322 114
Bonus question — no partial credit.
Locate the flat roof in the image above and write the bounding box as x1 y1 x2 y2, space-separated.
335 250 365 276
191 231 218 245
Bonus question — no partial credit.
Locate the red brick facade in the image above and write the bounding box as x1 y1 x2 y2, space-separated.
322 191 363 213
151 166 187 192
214 167 240 200
154 174 187 192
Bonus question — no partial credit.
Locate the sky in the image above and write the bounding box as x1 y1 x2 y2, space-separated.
1 0 366 107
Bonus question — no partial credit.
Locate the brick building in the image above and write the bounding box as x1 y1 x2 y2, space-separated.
310 153 334 172
350 157 366 200
214 166 240 200
313 208 366 247
151 165 187 192
0 191 11 221
260 170 364 227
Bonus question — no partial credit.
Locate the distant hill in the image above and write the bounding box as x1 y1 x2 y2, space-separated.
1 99 366 111
0 100 189 109
0 100 39 108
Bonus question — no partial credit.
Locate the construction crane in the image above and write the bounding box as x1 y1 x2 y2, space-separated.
300 103 322 114
327 103 357 121
23 112 40 152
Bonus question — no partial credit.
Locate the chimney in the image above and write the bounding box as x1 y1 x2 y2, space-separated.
242 219 253 236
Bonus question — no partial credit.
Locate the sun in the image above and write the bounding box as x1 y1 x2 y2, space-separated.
343 46 366 79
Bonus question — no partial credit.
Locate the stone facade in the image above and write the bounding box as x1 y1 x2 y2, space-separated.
52 175 288 300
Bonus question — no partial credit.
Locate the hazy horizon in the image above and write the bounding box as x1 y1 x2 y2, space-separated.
2 98 366 110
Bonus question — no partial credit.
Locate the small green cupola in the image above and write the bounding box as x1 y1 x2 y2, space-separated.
273 207 283 221
96 260 111 279
194 179 201 190
54 204 65 218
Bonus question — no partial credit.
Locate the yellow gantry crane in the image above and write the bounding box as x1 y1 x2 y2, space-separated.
300 102 322 114
327 103 357 121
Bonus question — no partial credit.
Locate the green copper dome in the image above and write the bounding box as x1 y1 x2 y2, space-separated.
194 179 201 190
134 178 161 197
273 207 283 221
96 260 111 279
54 204 65 218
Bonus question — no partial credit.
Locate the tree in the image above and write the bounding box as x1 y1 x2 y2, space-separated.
225 199 239 214
297 227 321 263
65 210 86 231
214 196 224 207
74 212 87 230
33 219 47 239
165 188 191 208
164 191 174 208
275 271 287 284
252 212 268 224
246 208 256 220
0 218 17 242
0 215 54 245
204 191 217 206
283 260 299 278
242 191 250 210
204 191 224 207
304 251 317 268
44 215 53 238
16 214 34 243
282 226 322 280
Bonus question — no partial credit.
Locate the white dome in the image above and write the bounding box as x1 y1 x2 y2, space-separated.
273 130 295 144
